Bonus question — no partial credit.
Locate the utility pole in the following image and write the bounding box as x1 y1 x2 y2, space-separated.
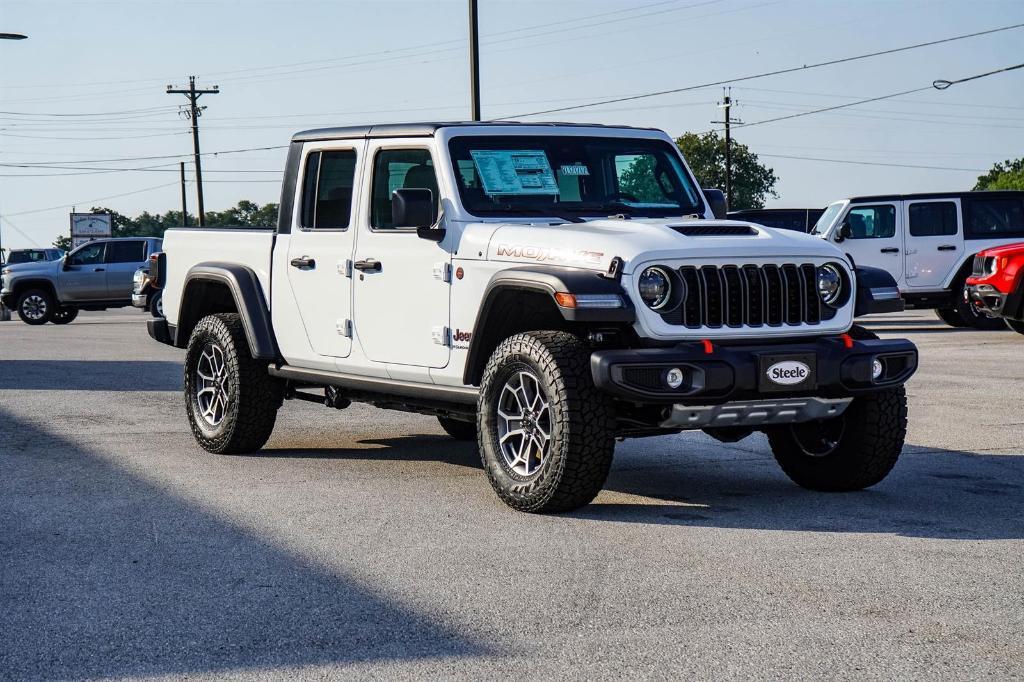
167 77 218 226
179 162 189 227
0 31 27 320
713 88 742 210
468 0 481 121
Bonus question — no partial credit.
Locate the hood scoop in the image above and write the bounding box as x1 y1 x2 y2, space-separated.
668 224 757 237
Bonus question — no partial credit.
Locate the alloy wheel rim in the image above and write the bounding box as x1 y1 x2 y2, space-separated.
22 295 47 320
195 342 230 426
155 296 164 317
496 370 551 477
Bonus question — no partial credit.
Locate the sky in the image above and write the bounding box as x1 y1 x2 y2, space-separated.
1 0 1023 250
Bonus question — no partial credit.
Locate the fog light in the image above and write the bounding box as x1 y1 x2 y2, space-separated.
872 358 884 380
666 367 685 389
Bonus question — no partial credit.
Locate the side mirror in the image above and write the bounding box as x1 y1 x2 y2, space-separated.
702 188 728 219
836 222 852 243
393 188 435 228
62 257 72 270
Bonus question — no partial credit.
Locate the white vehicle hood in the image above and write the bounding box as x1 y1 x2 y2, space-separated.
457 217 847 273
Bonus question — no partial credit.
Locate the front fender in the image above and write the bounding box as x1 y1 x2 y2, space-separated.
481 266 635 324
854 265 904 316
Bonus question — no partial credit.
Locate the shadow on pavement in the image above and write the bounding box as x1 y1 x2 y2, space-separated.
579 442 1024 539
0 360 182 391
0 409 485 679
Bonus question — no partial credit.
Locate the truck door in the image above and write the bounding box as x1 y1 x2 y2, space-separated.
837 203 904 284
903 198 962 289
104 239 148 299
351 142 450 368
285 145 360 358
60 241 109 300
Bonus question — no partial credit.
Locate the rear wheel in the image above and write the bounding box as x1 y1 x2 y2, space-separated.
937 280 1007 330
478 331 615 513
16 289 54 325
149 290 164 318
184 313 282 454
767 386 907 491
50 307 79 324
437 415 476 441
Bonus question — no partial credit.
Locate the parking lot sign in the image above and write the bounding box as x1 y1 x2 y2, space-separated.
70 212 112 250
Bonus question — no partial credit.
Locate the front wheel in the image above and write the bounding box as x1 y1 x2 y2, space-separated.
16 289 54 325
477 330 615 513
184 313 283 454
50 307 79 324
766 386 907 491
1006 318 1024 336
149 290 164 318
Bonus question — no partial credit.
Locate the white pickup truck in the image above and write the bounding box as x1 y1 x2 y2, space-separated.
148 122 918 513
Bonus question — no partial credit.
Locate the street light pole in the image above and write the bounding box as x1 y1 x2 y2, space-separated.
0 31 27 321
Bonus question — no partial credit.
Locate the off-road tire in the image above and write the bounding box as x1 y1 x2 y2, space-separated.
16 288 54 325
437 415 476 441
50 307 79 324
936 280 1007 330
150 290 164 318
477 330 615 513
184 313 282 454
767 386 907 492
1006 318 1024 335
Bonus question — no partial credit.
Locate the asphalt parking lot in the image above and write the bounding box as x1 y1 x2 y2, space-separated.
1 308 1022 680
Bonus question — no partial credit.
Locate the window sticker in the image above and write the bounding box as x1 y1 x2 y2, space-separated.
470 150 559 196
559 163 590 176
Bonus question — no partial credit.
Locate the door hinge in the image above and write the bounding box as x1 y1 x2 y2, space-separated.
433 262 452 283
432 325 450 346
337 319 353 337
339 259 353 277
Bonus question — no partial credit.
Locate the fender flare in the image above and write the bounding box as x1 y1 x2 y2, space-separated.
462 265 635 385
854 265 904 317
178 262 278 360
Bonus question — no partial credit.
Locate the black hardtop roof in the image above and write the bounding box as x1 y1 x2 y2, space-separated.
291 121 660 143
847 190 1024 203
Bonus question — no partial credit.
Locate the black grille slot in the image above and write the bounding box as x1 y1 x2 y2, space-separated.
621 367 666 391
972 255 986 277
665 263 826 330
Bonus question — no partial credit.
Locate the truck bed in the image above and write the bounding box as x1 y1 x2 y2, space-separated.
161 227 275 324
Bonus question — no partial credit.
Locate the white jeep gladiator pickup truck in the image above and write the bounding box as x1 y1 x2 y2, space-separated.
148 122 918 512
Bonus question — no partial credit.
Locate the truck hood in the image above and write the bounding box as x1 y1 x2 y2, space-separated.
2 258 60 275
458 217 847 273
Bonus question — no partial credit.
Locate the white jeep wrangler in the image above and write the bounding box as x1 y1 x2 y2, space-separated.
148 122 918 512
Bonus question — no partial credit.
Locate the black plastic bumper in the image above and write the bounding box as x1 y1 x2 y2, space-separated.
967 283 1024 321
591 335 918 403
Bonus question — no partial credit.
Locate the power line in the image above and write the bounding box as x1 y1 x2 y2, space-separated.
3 183 182 217
736 62 1024 128
760 154 987 172
501 21 1024 119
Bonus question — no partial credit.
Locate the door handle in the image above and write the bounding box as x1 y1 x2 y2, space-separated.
353 258 382 272
937 245 957 251
880 248 899 254
94 267 105 271
289 256 316 269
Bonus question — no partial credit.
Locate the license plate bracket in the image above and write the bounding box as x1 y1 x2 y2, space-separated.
758 353 817 393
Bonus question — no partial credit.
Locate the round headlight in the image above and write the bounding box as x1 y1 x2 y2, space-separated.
638 266 672 310
816 264 843 306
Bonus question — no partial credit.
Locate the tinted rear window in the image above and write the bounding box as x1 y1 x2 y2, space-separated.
106 241 147 263
908 201 958 237
966 197 1024 238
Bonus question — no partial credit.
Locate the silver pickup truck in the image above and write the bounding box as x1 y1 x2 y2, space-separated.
1 237 161 325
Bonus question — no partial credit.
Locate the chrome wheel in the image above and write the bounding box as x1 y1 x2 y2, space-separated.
21 294 47 321
496 370 551 477
195 342 230 427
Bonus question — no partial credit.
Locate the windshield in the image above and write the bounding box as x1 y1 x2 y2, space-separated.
811 202 845 235
448 135 703 219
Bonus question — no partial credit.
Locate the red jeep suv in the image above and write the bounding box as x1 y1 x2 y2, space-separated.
966 242 1024 335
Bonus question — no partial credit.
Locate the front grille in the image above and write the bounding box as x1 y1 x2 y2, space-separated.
661 263 835 329
972 255 986 277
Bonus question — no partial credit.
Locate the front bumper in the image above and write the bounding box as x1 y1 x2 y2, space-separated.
591 335 917 404
966 283 1023 321
131 292 148 309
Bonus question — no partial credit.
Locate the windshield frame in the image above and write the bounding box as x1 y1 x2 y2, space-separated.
811 201 848 237
444 130 706 221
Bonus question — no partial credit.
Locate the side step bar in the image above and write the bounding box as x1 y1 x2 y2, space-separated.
660 397 852 430
268 364 479 406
